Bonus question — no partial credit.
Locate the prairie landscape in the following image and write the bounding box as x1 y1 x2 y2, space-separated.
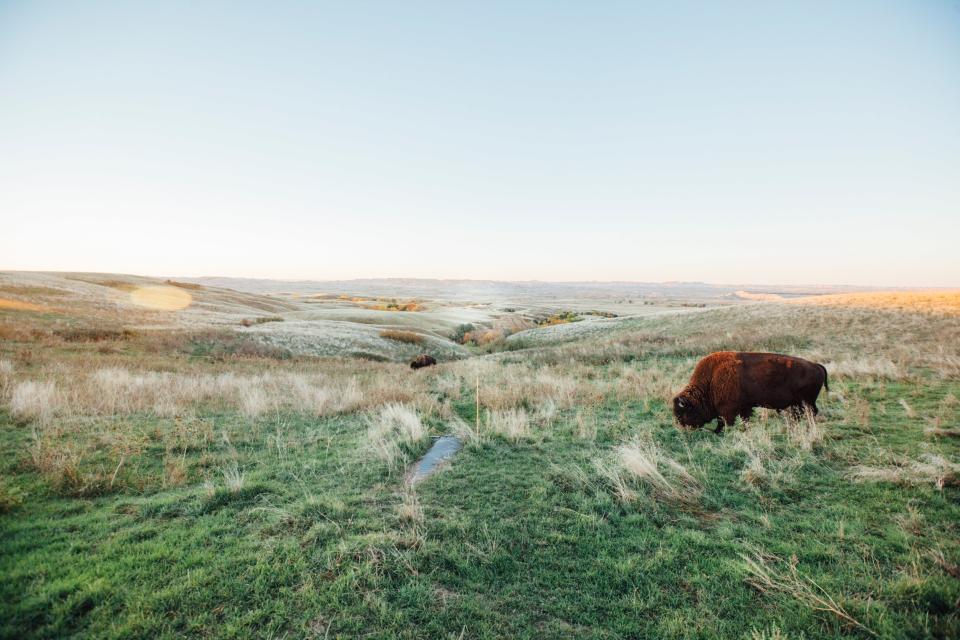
5 1 960 637
1 272 958 639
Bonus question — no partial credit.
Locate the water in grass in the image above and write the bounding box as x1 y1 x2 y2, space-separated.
408 436 462 484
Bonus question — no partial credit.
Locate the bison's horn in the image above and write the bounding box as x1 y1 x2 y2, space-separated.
677 398 685 407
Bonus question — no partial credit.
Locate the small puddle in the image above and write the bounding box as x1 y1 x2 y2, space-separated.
406 436 462 485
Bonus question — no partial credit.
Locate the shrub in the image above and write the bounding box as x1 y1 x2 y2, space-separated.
471 329 505 346
187 332 292 360
55 326 136 342
240 316 284 327
451 324 476 344
379 329 424 344
0 476 24 513
366 299 424 312
535 311 581 326
164 279 203 290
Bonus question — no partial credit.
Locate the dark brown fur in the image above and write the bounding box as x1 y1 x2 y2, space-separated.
673 352 828 433
410 354 437 370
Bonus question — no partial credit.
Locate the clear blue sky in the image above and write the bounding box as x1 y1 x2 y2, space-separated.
2 1 958 285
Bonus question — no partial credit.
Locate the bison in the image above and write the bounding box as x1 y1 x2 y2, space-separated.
672 351 828 433
410 354 437 370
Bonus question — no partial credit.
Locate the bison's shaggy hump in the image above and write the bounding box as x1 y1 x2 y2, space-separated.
409 354 437 370
673 351 828 433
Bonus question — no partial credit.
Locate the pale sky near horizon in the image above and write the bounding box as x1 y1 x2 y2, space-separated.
2 1 959 286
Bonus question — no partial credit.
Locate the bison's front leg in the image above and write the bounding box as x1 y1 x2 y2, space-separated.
715 414 737 435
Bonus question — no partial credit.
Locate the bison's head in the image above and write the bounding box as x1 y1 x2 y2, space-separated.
673 393 708 429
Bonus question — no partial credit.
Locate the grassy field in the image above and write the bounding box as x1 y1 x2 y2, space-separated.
1 284 959 639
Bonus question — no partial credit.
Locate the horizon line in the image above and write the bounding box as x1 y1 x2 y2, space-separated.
3 269 958 291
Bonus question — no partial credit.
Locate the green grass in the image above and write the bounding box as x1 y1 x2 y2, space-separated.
2 303 959 638
2 381 958 638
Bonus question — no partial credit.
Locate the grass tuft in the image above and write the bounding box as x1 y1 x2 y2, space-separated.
848 454 959 490
221 463 245 493
596 438 702 505
10 380 58 425
366 403 427 468
741 549 876 636
486 408 531 442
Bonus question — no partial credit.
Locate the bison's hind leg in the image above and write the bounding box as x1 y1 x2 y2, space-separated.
796 401 819 417
785 405 804 421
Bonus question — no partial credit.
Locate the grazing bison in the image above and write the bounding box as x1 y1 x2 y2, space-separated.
410 354 437 370
673 352 828 433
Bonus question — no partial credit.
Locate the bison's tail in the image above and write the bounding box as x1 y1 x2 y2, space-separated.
817 363 829 391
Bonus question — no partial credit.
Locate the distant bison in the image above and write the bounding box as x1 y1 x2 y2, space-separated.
410 354 437 370
673 352 828 433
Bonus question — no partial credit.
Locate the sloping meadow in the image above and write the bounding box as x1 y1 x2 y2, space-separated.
1 301 958 638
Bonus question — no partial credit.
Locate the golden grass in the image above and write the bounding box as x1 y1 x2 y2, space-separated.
0 297 48 312
793 290 960 316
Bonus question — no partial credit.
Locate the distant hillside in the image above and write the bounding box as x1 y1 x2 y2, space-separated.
181 277 882 303
792 290 960 316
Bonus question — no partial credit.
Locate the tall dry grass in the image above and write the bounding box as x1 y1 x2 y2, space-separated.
848 454 959 490
366 403 427 469
447 359 609 413
528 301 959 380
3 298 957 501
742 549 876 636
10 380 59 425
729 425 778 488
0 359 13 389
717 407 824 490
5 366 435 420
785 406 824 452
486 408 531 442
595 438 702 505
